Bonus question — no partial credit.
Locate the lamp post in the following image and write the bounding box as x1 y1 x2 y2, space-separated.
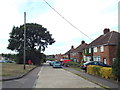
23 12 26 70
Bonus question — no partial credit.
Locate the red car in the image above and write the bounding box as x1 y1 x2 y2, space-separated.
62 59 71 65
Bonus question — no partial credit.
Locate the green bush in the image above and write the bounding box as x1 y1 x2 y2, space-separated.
64 61 80 67
112 58 120 81
112 39 120 81
16 49 46 65
46 58 55 61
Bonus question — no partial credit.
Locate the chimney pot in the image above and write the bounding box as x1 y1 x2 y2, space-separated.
71 45 74 49
81 41 85 44
104 28 110 34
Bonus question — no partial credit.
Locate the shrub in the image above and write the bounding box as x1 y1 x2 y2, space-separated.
100 67 115 79
87 65 102 76
93 66 102 76
16 49 45 65
87 65 95 75
112 38 120 81
112 58 120 81
64 61 80 67
87 65 116 79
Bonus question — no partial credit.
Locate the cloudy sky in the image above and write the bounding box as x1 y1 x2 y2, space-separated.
0 0 119 55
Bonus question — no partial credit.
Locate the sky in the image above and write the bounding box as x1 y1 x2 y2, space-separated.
0 0 119 55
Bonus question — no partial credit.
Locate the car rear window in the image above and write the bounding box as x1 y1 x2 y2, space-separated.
55 61 61 64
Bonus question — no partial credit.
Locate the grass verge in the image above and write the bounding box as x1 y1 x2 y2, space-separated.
0 63 36 77
71 67 82 71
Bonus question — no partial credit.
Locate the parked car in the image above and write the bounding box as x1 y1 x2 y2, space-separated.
6 60 15 63
53 61 62 68
49 61 55 66
0 60 15 63
62 59 71 66
81 61 111 71
0 60 7 63
46 60 51 63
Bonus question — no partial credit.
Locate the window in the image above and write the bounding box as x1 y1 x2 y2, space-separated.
94 47 97 52
103 58 107 64
85 49 87 54
93 56 100 61
113 58 116 62
86 56 91 62
89 48 91 53
100 45 104 52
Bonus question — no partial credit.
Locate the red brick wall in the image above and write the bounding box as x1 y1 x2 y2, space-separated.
70 52 83 62
55 54 64 60
93 45 117 65
108 45 117 65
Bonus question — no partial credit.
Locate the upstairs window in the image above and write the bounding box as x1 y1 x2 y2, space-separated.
89 48 91 53
100 45 104 52
85 49 87 54
94 47 97 52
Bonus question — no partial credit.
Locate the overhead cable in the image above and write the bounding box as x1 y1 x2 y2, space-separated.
43 0 93 40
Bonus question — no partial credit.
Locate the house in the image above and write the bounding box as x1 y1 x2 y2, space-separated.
55 53 64 61
70 41 88 62
46 55 55 60
83 28 120 65
63 45 74 59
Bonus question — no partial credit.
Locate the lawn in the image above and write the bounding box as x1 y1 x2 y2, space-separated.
0 63 36 77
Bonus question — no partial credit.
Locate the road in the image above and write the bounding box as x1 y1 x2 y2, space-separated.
2 63 104 89
35 63 103 89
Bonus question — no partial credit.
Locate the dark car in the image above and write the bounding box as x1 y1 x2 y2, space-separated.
81 61 111 71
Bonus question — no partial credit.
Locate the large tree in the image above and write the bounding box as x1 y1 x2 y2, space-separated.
7 23 55 64
8 23 55 52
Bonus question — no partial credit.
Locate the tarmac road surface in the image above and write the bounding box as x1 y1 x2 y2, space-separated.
35 63 104 89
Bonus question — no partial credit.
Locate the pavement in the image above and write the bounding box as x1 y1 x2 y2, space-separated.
1 64 120 89
2 66 41 88
63 67 120 90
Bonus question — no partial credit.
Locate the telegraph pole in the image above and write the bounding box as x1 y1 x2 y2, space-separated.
23 12 26 70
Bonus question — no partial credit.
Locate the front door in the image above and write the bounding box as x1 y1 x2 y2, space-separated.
103 58 107 64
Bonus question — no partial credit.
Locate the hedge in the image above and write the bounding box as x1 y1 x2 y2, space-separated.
87 65 116 79
100 67 115 79
64 61 80 67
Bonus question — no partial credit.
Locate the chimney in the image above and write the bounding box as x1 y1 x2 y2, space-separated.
81 40 85 44
104 28 110 34
71 45 74 49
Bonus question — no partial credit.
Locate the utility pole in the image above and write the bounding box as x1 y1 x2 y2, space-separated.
24 12 26 70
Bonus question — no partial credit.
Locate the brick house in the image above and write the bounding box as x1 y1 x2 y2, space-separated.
63 45 74 59
70 41 88 62
83 28 120 65
55 54 64 61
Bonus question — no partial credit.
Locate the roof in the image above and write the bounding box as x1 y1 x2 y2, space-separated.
73 43 88 53
64 49 74 55
87 31 120 48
